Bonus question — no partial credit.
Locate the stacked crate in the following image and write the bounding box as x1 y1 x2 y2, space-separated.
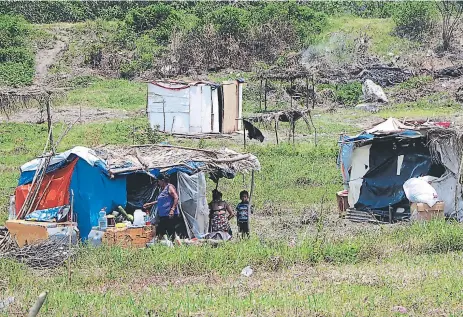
102 226 153 248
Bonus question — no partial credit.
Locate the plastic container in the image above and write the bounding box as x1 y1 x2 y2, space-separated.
98 209 107 230
8 195 15 220
133 209 146 226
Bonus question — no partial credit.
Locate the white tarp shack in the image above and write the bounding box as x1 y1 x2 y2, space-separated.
147 80 244 134
338 117 463 221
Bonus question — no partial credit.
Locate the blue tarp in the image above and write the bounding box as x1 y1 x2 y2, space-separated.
355 140 432 211
69 159 127 240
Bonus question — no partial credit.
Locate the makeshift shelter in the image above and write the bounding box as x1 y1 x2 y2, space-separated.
13 145 260 240
338 117 463 221
147 80 244 134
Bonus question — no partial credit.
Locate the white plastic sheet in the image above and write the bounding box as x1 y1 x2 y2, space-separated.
403 178 438 207
177 172 209 238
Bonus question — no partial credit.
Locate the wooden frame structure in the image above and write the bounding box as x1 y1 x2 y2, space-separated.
255 67 316 111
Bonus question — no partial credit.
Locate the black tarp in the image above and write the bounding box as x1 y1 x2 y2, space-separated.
355 138 433 212
126 173 158 213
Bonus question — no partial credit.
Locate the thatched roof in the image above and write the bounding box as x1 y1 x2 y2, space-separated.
94 144 261 177
0 87 67 118
255 67 311 80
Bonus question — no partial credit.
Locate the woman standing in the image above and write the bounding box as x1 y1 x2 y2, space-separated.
144 174 179 240
208 190 234 234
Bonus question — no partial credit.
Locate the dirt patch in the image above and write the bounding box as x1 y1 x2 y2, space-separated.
0 106 138 124
34 39 68 85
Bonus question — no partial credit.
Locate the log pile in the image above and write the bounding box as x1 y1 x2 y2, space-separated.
0 228 76 270
357 65 413 87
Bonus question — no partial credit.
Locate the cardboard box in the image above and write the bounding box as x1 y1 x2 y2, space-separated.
336 190 349 215
102 226 153 248
5 220 78 247
410 201 444 221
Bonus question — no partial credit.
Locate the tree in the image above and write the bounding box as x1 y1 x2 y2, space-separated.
436 0 463 51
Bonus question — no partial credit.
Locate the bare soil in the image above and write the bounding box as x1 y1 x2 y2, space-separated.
0 106 138 124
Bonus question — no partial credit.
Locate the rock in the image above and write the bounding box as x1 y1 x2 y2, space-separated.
241 266 253 277
355 103 380 113
0 297 14 312
362 79 388 103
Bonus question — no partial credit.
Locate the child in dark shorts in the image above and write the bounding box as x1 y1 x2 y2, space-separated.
236 190 253 238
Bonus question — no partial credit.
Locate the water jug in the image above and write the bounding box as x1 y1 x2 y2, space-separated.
98 209 107 230
133 209 146 226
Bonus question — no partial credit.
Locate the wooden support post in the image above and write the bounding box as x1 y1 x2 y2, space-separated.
243 120 246 150
248 170 255 235
68 190 74 284
259 79 263 111
311 75 316 110
306 76 310 109
264 79 268 111
290 78 293 109
292 121 296 145
46 92 53 147
274 120 279 145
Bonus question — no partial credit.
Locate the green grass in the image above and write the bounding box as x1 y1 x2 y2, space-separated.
379 93 461 119
321 16 417 57
2 75 463 316
4 221 463 316
65 79 146 111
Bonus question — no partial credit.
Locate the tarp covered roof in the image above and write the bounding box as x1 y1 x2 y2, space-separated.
340 117 452 144
20 144 260 180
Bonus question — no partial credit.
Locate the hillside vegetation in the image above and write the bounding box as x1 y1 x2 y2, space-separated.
2 1 463 316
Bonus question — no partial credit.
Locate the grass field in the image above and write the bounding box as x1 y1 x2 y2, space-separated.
2 77 463 316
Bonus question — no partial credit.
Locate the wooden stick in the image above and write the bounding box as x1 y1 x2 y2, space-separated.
264 79 268 111
27 291 48 317
31 176 54 212
248 170 255 234
46 93 53 146
259 80 263 111
68 190 74 284
243 120 246 150
274 120 279 145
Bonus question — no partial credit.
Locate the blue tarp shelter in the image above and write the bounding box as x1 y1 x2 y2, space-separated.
16 145 261 240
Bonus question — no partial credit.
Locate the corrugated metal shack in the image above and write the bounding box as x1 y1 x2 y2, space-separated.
147 79 244 135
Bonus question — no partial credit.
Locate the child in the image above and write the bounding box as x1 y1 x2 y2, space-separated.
236 190 253 238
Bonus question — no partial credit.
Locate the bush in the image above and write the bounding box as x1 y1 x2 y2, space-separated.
0 62 34 86
251 2 327 46
319 82 362 106
208 6 251 37
0 15 34 87
393 2 436 40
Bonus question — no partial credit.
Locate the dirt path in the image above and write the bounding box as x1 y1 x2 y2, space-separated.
34 37 68 85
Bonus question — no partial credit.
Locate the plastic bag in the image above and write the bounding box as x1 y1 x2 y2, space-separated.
403 178 438 207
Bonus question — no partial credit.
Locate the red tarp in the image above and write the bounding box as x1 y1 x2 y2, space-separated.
15 159 78 216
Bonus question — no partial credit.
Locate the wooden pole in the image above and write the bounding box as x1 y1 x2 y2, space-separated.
46 92 53 147
292 121 296 145
243 120 246 150
264 79 268 111
306 76 310 109
28 291 48 317
248 170 255 235
68 190 74 284
290 79 293 109
311 75 316 110
259 79 263 111
274 120 279 145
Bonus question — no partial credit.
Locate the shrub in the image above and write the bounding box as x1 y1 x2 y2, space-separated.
208 6 251 37
393 2 436 40
0 15 34 87
319 82 363 106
